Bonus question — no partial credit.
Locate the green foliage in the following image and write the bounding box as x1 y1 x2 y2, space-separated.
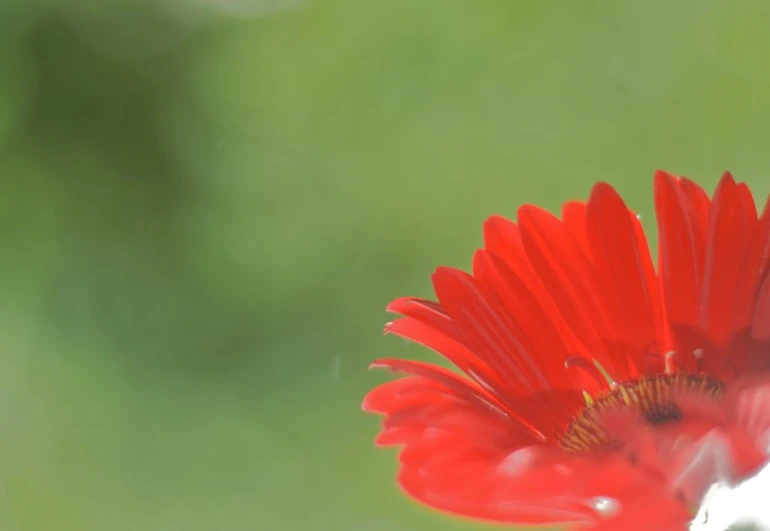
0 1 768 529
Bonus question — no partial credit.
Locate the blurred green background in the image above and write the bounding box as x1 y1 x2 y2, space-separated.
0 1 769 530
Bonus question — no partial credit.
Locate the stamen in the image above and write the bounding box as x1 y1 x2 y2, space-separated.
594 361 617 388
559 373 725 452
565 356 610 392
665 350 678 374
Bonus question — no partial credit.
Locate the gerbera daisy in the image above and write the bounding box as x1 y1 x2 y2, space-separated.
363 171 770 530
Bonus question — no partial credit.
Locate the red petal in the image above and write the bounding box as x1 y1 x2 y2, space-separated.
482 216 540 288
748 196 770 342
585 182 665 375
431 267 582 429
431 267 548 393
679 176 711 231
578 469 694 531
365 358 511 419
654 171 708 370
517 205 626 379
734 194 770 333
484 215 579 340
562 200 590 256
472 249 593 395
399 443 692 530
753 273 770 341
484 212 609 392
386 297 462 344
385 296 533 403
367 376 692 530
384 317 506 401
364 377 524 448
701 176 757 347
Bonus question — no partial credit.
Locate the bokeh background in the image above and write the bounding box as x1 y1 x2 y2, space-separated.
0 1 769 530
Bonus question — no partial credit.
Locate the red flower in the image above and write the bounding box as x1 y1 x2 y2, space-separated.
363 171 770 530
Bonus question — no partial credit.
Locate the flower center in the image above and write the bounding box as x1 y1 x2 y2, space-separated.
559 373 725 452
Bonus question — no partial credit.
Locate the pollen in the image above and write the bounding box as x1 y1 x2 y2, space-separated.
559 373 725 452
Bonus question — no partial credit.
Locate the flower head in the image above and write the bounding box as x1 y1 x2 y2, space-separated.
363 171 770 530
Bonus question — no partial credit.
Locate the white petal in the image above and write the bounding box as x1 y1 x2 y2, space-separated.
690 460 770 530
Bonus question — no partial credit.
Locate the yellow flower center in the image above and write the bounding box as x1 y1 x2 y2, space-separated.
559 373 725 451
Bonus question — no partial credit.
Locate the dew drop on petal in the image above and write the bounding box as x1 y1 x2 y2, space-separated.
497 447 537 476
589 496 621 518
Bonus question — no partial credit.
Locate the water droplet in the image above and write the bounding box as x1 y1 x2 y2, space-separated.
589 496 621 518
497 447 536 475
